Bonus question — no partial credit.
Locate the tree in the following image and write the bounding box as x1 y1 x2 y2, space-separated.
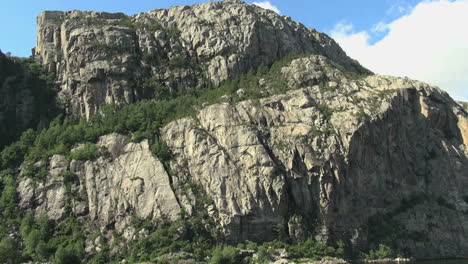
0 237 19 263
0 177 18 220
24 229 42 257
54 246 81 264
20 211 34 238
365 244 393 260
151 138 171 162
35 240 49 261
209 246 241 264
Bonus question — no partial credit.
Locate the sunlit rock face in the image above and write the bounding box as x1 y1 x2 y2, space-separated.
13 0 468 259
34 0 365 118
18 54 468 258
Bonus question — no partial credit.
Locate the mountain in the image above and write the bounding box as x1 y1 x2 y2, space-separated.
34 0 368 118
0 0 467 263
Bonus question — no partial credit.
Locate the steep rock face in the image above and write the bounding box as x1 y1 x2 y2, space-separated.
34 0 367 118
161 62 468 258
79 135 181 231
18 134 181 235
17 55 468 258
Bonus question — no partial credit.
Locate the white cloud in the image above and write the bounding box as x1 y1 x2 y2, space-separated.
252 1 280 14
330 0 468 101
387 1 413 16
371 22 389 33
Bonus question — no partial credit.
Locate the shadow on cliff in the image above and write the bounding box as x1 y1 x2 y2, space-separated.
0 52 62 150
330 87 468 258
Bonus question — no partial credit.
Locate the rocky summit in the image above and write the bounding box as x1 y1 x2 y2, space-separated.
0 0 467 263
34 0 366 119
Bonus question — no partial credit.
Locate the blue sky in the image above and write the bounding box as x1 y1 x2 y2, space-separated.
0 0 466 100
0 0 421 57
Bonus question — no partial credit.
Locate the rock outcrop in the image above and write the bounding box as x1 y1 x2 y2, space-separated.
459 101 468 111
34 0 368 118
18 134 181 234
17 54 468 258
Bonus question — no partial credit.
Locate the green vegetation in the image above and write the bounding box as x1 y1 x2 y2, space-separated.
0 49 380 263
318 81 337 93
317 104 334 120
0 201 85 264
288 238 344 261
363 244 393 260
209 246 241 264
351 89 395 122
169 55 191 69
331 60 371 80
250 239 344 263
0 129 35 170
0 236 19 263
69 143 98 161
355 106 369 121
309 123 335 138
141 77 172 100
166 26 182 38
0 53 313 175
124 219 215 262
0 52 58 149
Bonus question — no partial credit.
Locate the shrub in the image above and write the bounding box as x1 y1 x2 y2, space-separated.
0 129 36 170
0 176 18 220
145 23 163 31
69 143 98 161
0 237 19 263
166 27 181 38
317 104 334 120
142 77 172 100
24 229 42 257
151 139 172 162
288 238 337 260
54 245 81 264
364 244 393 260
246 241 258 251
169 55 189 69
209 246 241 264
255 244 271 264
61 171 77 187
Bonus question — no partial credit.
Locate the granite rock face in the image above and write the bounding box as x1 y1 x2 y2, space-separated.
17 54 468 258
34 0 367 118
18 134 181 235
161 57 468 258
10 0 468 259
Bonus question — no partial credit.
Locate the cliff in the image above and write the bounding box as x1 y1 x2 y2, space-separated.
34 0 367 118
16 55 468 259
0 0 467 263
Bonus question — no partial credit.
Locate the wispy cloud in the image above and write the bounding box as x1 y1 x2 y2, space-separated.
331 0 468 101
371 22 389 33
386 0 414 16
251 1 280 14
